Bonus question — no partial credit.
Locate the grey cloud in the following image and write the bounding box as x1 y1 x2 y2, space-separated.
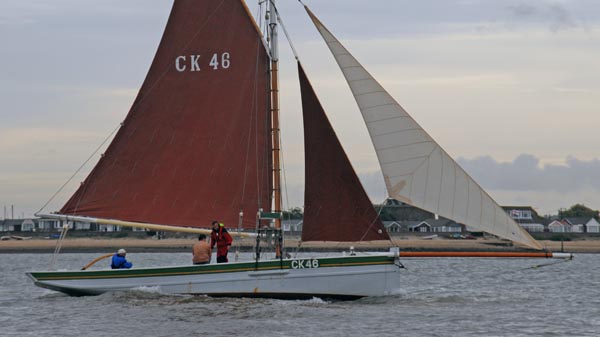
548 4 577 32
457 154 600 191
506 2 578 32
507 4 537 18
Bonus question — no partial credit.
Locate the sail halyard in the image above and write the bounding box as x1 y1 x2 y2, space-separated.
304 6 542 250
298 63 390 242
59 0 272 230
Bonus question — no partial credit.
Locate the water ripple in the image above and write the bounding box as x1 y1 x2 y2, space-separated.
2 252 599 337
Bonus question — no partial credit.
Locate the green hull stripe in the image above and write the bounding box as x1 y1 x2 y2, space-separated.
30 255 394 281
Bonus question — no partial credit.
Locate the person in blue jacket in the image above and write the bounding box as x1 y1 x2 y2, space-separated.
111 248 133 269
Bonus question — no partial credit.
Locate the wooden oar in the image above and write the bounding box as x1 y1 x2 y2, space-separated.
81 253 114 270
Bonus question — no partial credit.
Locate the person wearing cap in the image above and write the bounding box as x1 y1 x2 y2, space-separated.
192 234 211 265
111 248 133 269
210 221 233 263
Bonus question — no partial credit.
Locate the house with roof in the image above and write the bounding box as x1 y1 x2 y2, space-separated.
587 218 600 233
502 206 546 233
96 224 121 232
71 220 92 231
563 217 600 233
281 219 303 233
0 219 23 232
427 219 463 233
0 219 38 232
548 220 571 233
519 223 545 232
402 220 431 233
378 199 435 221
383 221 410 233
36 218 118 232
20 219 36 231
37 218 62 232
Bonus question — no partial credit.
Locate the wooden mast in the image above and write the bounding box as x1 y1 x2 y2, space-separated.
268 0 282 256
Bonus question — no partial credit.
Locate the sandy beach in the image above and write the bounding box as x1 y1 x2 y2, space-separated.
1 236 598 253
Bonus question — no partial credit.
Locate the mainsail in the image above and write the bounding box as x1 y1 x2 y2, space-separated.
61 0 272 229
299 63 389 242
305 7 542 249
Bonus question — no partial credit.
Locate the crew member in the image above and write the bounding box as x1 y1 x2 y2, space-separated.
111 248 133 269
210 221 233 263
192 234 211 265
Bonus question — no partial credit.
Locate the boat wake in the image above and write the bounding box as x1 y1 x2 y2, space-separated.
129 286 164 295
98 286 181 302
297 297 331 305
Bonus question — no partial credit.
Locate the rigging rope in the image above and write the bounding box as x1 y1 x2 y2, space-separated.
379 194 403 249
48 223 70 270
232 4 265 262
269 0 300 60
238 5 266 224
37 124 121 215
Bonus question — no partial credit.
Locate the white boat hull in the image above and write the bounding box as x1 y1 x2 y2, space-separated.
27 254 402 300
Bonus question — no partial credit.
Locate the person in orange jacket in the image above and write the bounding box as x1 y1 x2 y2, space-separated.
210 221 233 263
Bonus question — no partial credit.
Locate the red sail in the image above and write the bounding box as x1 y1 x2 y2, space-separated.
61 0 272 230
299 64 389 241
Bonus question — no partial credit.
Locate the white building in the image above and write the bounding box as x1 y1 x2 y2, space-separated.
428 219 462 233
564 217 600 233
586 218 600 233
383 221 406 233
281 219 303 233
519 223 545 232
548 220 571 233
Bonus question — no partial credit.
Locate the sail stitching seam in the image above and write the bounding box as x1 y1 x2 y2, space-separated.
332 52 351 57
354 90 388 98
409 146 438 176
399 144 439 180
376 140 433 151
436 150 444 214
451 161 457 221
372 127 422 137
348 78 376 83
381 154 430 165
339 65 364 71
361 102 399 111
465 175 471 228
405 145 439 205
367 115 411 124
422 153 431 207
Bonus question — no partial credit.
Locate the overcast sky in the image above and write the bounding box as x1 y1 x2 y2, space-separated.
1 0 598 218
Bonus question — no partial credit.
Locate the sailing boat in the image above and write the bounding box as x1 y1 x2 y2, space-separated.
27 0 560 299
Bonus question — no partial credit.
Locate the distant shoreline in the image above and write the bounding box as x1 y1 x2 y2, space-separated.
1 237 598 254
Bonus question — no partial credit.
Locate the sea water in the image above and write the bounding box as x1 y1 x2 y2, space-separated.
1 252 599 337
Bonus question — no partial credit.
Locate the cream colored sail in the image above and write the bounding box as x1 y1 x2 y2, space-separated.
305 7 542 250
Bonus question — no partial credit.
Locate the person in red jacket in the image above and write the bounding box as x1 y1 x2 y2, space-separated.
210 221 233 263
